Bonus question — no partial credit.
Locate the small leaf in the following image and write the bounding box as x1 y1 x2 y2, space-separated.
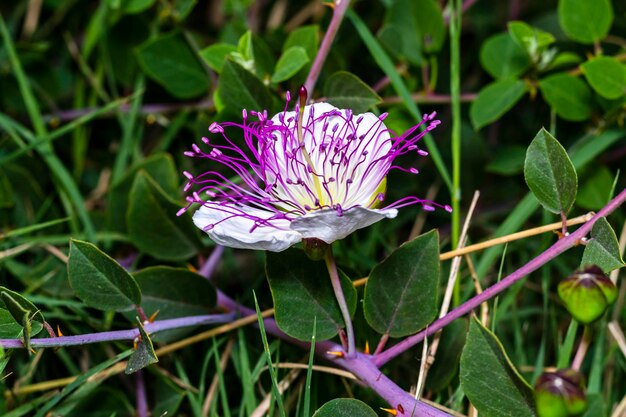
136 32 210 99
480 33 530 79
68 239 141 312
271 46 310 84
323 71 382 113
0 289 45 350
266 249 357 341
559 0 613 44
470 79 527 130
284 25 319 60
363 230 440 337
508 21 555 57
108 153 179 233
524 128 577 214
217 59 272 112
581 217 625 273
0 308 23 338
413 0 445 54
460 317 536 417
120 0 155 14
539 73 592 121
199 43 237 73
127 171 199 261
313 398 378 417
126 318 158 374
581 57 626 100
130 266 217 341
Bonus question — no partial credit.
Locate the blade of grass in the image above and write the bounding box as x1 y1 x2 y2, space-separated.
32 349 132 417
347 9 453 192
0 217 70 240
303 318 316 417
253 292 286 417
557 320 579 369
236 329 257 417
211 338 232 417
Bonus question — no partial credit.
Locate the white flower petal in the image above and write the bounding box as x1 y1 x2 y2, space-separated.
193 205 302 252
290 206 398 244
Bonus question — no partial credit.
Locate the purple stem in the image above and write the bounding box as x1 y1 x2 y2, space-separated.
135 370 149 417
0 313 235 348
373 187 626 367
198 245 225 279
303 0 352 95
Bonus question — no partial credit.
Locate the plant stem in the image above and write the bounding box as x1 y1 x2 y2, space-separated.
572 325 592 371
325 248 356 358
373 187 626 367
303 0 352 95
0 314 235 348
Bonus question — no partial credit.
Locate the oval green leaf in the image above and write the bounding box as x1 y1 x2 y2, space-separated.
581 217 625 273
199 43 237 73
524 128 577 214
136 32 210 99
460 316 536 417
68 239 141 312
127 171 199 261
217 59 272 112
266 249 357 342
363 230 440 337
581 56 626 99
470 79 527 130
271 46 310 83
324 71 382 114
480 33 530 79
539 73 592 121
313 398 378 417
558 0 613 44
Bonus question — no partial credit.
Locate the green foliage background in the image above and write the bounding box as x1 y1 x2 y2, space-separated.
1 0 626 415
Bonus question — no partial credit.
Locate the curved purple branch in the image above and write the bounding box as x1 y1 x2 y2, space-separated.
373 187 626 367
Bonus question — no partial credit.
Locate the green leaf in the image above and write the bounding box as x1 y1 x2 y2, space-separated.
539 73 592 121
581 217 625 273
524 128 577 214
217 59 273 112
460 317 536 417
0 289 45 349
426 319 468 392
125 318 158 374
120 0 155 14
323 71 382 113
576 166 614 210
470 79 527 130
136 32 210 99
0 308 23 338
271 46 310 84
413 0 446 54
266 249 357 341
581 57 626 99
0 167 14 208
130 266 217 341
199 43 237 73
313 398 377 417
68 239 141 312
284 25 319 60
508 21 555 58
127 171 199 261
363 230 440 337
480 33 530 79
558 0 613 44
108 153 179 233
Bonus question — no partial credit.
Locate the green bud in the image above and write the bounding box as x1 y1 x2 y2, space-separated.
557 265 617 324
303 238 329 261
535 369 587 417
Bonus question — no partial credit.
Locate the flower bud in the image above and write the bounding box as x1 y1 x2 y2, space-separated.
535 369 587 417
557 265 617 324
303 238 329 261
